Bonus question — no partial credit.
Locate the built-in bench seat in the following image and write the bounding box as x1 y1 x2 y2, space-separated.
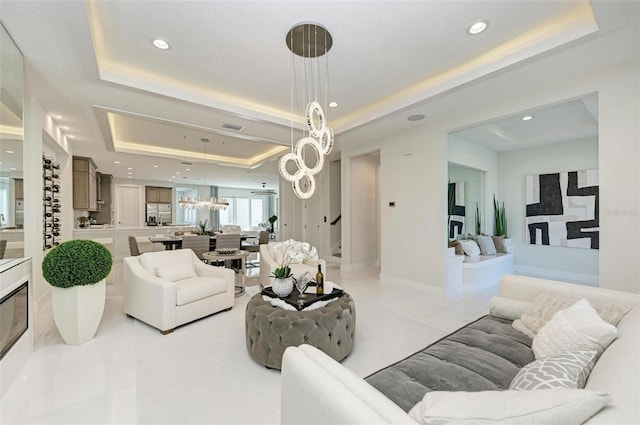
462 252 514 288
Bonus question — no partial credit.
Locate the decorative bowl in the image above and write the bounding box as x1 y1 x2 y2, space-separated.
216 248 238 255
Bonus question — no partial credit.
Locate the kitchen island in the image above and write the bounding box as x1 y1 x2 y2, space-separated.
73 225 198 260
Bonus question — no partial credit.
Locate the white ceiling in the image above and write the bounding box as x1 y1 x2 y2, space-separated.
0 0 636 190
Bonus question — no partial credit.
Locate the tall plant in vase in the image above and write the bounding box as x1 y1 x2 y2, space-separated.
493 194 507 237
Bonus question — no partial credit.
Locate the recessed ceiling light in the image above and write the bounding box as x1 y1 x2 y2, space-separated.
68 135 75 139
5 150 15 154
171 176 175 179
127 167 132 170
185 168 191 171
407 114 425 121
329 101 338 108
521 115 534 121
114 161 121 164
54 114 62 119
128 176 132 179
176 171 181 174
10 167 17 171
152 38 170 50
467 20 489 35
153 165 158 168
60 126 69 130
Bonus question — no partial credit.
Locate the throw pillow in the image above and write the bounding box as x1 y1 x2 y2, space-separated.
532 299 618 359
492 235 507 253
448 240 464 256
512 292 632 338
476 235 497 255
509 351 597 390
489 296 532 321
156 262 196 282
407 389 611 425
460 239 481 257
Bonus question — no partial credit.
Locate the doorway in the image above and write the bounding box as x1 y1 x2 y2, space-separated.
115 184 142 228
345 151 380 272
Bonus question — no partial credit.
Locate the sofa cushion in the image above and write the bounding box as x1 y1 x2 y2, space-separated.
490 296 531 321
476 235 497 256
138 249 195 276
173 276 228 306
460 239 480 257
509 351 597 390
156 262 197 282
408 389 611 425
492 235 507 253
513 292 632 338
365 316 533 412
532 299 617 359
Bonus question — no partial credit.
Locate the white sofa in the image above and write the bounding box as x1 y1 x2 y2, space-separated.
281 274 640 425
123 249 235 334
259 242 326 288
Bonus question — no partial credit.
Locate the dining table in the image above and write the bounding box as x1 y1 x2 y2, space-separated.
148 234 250 250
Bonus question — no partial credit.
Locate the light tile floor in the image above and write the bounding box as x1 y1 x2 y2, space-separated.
1 262 501 424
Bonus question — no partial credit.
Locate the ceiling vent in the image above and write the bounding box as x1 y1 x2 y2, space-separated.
222 123 244 131
180 161 193 165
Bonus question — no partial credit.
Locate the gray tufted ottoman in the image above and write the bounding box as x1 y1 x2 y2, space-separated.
245 292 356 369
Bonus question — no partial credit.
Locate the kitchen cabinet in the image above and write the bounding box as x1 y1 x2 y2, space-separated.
14 178 23 200
93 173 113 225
73 156 98 211
146 186 172 204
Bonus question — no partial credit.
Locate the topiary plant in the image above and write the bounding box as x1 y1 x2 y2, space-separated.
42 239 113 288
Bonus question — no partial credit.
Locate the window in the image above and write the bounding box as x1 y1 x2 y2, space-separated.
251 199 263 227
218 196 266 229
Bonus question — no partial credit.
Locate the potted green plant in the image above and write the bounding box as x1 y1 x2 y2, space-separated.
76 216 90 228
493 194 507 237
493 194 512 253
197 219 208 235
268 215 278 233
42 239 113 345
270 239 318 297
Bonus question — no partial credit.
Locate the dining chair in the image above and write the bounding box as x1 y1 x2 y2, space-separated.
244 230 269 268
180 235 211 262
212 233 242 269
128 236 141 256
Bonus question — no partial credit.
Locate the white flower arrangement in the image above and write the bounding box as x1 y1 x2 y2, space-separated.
271 239 318 278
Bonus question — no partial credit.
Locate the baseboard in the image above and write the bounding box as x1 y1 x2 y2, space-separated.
341 259 378 273
514 265 598 286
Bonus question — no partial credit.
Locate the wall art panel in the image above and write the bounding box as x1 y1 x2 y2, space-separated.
525 169 598 249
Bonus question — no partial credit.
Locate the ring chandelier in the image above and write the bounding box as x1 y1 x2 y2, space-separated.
279 23 334 200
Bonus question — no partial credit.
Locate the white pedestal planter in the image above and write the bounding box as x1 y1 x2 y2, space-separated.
51 279 106 345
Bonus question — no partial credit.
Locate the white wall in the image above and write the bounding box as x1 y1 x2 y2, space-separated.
348 153 379 270
343 25 639 293
499 137 599 283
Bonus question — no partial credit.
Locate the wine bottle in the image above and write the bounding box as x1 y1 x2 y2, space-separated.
316 264 324 295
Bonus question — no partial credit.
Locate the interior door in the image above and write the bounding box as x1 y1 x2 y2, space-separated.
116 185 141 228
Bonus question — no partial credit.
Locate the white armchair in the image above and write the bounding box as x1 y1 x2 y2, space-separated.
259 242 326 288
123 249 235 334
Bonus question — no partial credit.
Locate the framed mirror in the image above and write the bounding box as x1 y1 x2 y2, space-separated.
0 23 24 259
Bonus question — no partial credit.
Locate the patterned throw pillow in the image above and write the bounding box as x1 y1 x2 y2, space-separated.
460 239 481 257
510 351 597 390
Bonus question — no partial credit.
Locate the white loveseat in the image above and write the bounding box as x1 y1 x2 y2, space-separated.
123 249 235 334
259 242 326 288
281 274 640 424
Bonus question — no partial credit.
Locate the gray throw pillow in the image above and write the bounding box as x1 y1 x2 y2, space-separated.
510 351 597 390
476 235 497 255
